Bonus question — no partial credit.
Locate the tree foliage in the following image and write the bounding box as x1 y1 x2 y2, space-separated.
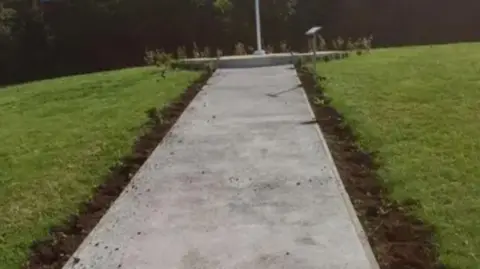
1 0 480 84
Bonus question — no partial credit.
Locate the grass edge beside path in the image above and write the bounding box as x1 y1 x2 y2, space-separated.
0 67 204 269
315 44 480 269
297 63 438 269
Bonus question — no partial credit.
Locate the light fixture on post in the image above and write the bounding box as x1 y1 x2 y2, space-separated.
305 26 322 76
253 0 265 55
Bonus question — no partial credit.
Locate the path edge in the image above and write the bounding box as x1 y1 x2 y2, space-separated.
25 67 216 269
294 65 380 269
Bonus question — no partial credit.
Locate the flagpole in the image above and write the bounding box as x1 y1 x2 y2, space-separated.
253 0 265 55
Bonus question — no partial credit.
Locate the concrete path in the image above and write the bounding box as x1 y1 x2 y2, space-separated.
64 65 379 269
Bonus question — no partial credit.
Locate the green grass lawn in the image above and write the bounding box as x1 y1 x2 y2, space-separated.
316 43 480 268
0 67 199 269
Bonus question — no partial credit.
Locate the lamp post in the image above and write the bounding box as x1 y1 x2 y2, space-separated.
253 0 265 55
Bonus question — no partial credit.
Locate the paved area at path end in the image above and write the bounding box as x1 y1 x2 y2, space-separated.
64 65 379 269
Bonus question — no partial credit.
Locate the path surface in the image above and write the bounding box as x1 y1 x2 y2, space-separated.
64 65 378 269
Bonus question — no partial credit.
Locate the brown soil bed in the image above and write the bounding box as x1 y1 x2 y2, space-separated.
296 64 442 269
25 68 213 269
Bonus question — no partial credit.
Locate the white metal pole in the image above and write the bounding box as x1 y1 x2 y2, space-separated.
312 35 317 76
254 0 265 55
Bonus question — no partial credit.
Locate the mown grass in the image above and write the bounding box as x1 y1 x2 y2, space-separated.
316 43 480 268
0 67 199 269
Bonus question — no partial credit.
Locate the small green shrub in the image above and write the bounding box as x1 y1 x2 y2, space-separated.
336 37 345 50
144 49 156 66
192 42 201 58
364 35 373 52
202 47 211 58
343 36 373 55
354 38 364 55
318 35 327 51
216 48 223 58
176 46 187 59
331 39 338 50
234 42 247 55
280 41 289 53
144 49 172 66
144 49 174 77
346 38 355 51
266 44 274 54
